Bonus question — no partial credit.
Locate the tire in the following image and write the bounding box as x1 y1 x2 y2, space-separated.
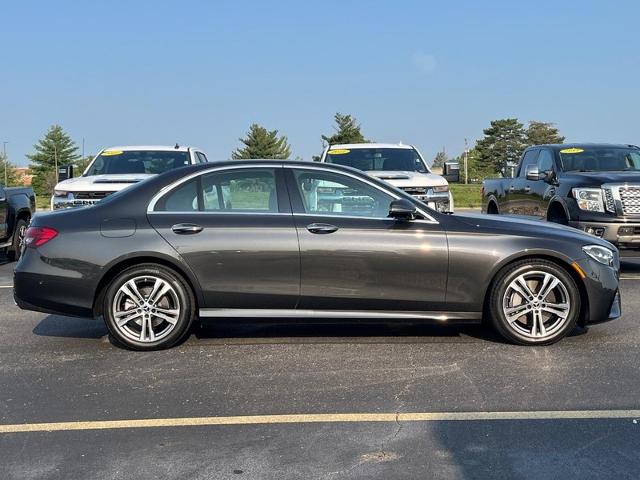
7 219 28 262
487 201 499 214
102 263 196 351
488 259 580 346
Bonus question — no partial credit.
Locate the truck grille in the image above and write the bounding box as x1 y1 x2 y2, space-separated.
619 186 640 215
400 187 427 195
73 191 116 200
603 188 615 213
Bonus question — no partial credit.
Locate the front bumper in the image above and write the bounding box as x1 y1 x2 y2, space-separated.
573 256 621 325
411 191 453 213
570 220 640 251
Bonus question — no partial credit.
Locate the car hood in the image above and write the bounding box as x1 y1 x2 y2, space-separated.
366 170 448 187
55 174 155 192
562 171 640 185
450 213 614 249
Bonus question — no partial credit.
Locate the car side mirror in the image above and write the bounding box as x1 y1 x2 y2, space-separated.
525 165 545 181
388 199 417 220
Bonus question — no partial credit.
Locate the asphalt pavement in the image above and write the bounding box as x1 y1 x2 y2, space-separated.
1 256 640 479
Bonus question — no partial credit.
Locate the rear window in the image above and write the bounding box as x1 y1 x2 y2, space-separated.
85 150 191 176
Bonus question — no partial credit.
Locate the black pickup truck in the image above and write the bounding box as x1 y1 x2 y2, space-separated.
0 185 36 261
482 143 640 252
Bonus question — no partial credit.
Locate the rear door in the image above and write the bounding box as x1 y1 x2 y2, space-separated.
148 165 300 309
285 166 448 311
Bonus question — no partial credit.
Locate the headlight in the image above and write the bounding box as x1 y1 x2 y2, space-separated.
54 190 68 197
583 244 615 267
432 185 449 193
572 188 604 212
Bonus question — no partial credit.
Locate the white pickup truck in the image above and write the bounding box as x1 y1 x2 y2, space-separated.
51 145 208 209
319 143 454 212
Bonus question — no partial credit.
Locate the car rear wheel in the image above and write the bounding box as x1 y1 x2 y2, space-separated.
7 219 28 262
103 264 195 350
489 260 580 345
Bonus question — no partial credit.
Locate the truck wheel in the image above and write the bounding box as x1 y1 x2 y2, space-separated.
103 263 196 351
7 219 28 262
489 259 580 345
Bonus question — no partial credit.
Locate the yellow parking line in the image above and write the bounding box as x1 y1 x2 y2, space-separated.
1 410 639 434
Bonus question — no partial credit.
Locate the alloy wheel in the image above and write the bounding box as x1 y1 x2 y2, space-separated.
112 276 181 343
502 270 571 340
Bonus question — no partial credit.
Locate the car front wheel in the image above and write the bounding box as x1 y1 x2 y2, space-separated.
489 260 580 345
103 264 196 350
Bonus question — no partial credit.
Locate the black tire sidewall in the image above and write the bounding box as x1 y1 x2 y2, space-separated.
103 264 195 351
490 261 580 345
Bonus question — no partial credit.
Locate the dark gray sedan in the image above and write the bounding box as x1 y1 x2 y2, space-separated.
14 161 620 350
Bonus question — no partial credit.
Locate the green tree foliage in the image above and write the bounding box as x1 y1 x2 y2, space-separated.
321 113 368 145
457 148 496 183
475 118 526 176
431 151 448 169
27 125 80 196
526 121 565 146
74 155 94 176
0 153 20 186
231 123 291 159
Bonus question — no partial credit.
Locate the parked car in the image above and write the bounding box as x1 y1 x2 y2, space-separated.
319 143 454 212
482 143 640 253
0 184 35 261
15 161 620 350
51 145 208 210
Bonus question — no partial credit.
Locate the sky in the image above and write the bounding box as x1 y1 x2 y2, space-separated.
1 0 640 167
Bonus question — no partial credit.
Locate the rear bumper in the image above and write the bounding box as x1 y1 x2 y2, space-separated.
570 220 640 251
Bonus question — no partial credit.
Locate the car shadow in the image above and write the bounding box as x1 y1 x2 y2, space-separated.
32 315 108 339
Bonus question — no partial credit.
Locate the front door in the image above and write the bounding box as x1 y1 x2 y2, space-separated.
0 187 7 241
148 166 300 308
285 167 448 311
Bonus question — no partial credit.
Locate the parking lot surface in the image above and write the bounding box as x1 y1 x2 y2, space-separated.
1 257 640 479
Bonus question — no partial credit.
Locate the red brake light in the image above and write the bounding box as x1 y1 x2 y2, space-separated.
24 227 58 247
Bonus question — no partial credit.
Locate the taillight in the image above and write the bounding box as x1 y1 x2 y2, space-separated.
24 227 58 247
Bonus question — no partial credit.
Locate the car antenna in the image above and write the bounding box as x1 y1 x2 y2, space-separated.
174 143 180 149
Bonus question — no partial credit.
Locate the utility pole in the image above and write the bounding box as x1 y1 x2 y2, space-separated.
464 138 469 184
2 142 8 186
54 144 58 187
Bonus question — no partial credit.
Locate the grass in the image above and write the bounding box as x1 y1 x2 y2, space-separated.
450 184 482 208
35 195 50 212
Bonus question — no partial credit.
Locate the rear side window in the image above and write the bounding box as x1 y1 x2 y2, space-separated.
519 150 539 177
154 168 278 213
196 152 208 163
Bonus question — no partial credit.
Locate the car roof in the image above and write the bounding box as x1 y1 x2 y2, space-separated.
528 143 639 150
327 143 414 150
101 145 198 153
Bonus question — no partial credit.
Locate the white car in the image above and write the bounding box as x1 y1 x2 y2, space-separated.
51 145 209 210
319 143 453 212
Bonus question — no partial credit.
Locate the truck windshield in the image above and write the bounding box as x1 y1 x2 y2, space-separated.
325 148 428 173
560 147 640 172
85 150 190 176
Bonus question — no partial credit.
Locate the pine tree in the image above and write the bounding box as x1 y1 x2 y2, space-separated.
432 151 448 169
0 153 19 186
231 124 291 159
526 121 565 146
321 113 368 145
475 118 527 176
27 125 80 196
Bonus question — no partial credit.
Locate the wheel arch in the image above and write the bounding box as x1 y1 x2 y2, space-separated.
547 197 570 221
486 196 499 214
482 252 589 327
92 254 202 317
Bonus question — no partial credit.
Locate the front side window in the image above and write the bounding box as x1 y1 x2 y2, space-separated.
325 148 428 173
559 147 640 172
292 169 394 218
519 150 539 178
86 150 191 176
537 150 554 172
154 168 278 212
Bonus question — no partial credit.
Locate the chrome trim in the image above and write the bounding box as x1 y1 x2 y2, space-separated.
601 183 640 217
198 308 481 321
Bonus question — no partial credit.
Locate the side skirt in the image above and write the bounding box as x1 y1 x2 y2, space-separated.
199 309 482 322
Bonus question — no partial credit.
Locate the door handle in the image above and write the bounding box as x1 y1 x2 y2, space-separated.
171 223 203 235
524 186 531 193
306 223 339 234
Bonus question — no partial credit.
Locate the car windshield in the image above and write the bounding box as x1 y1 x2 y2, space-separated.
325 148 428 173
85 150 190 176
559 147 640 172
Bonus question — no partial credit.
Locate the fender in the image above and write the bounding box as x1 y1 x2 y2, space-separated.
547 195 571 220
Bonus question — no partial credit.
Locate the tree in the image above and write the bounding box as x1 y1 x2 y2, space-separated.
0 152 19 186
321 113 368 146
432 151 448 169
27 125 80 196
475 118 526 176
526 121 565 146
457 148 496 183
231 123 291 159
74 155 94 176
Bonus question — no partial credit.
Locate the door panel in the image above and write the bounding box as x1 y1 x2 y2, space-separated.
148 167 300 308
0 188 7 240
